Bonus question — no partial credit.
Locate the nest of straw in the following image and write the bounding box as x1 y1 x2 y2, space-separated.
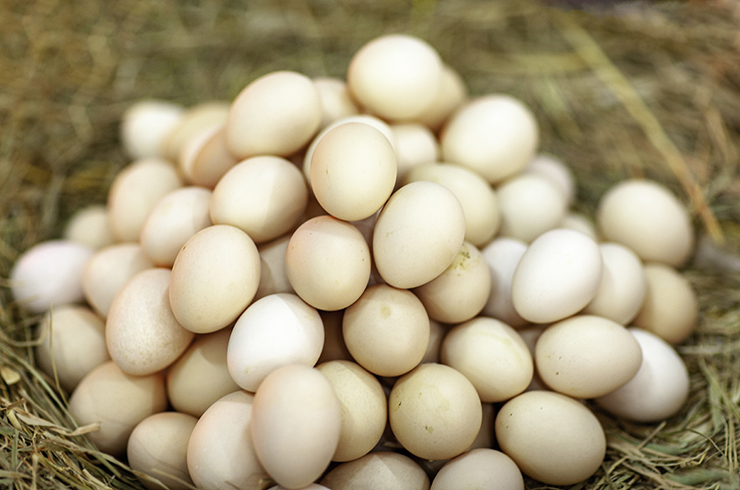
1 0 739 488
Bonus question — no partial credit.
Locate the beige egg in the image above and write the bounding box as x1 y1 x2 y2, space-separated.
321 452 430 490
512 229 602 324
402 162 501 247
431 449 524 490
421 319 446 364
481 237 529 327
317 310 353 364
251 364 341 489
226 71 322 159
374 181 466 289
413 242 491 324
35 305 110 393
183 125 238 189
127 412 198 490
107 158 183 242
139 186 213 267
82 243 154 318
106 268 195 376
597 179 694 267
316 360 387 462
166 328 241 417
390 363 482 461
558 211 598 240
68 361 167 456
441 95 539 184
416 65 468 132
187 391 270 490
254 234 294 301
161 101 230 163
517 325 549 392
495 391 606 485
496 173 568 243
343 284 430 377
169 225 261 334
178 125 219 182
63 205 114 250
524 154 576 205
392 124 440 182
285 216 370 311
10 240 94 314
633 263 698 344
535 315 642 398
120 100 184 159
583 243 647 325
313 77 360 129
347 34 443 121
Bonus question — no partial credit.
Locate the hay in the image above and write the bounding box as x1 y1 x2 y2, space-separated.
1 0 739 488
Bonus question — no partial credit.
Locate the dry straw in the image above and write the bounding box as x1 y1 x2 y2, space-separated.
1 0 739 488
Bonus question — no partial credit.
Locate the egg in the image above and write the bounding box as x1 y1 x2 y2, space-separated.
316 310 353 364
481 237 529 327
184 125 238 189
496 173 567 243
421 319 446 364
169 225 261 334
120 100 184 159
558 211 598 240
391 124 440 182
495 390 606 485
251 364 341 489
431 449 524 490
313 77 360 129
10 240 93 313
322 452 430 490
161 101 230 163
63 205 114 250
416 65 468 132
254 234 294 301
524 154 576 205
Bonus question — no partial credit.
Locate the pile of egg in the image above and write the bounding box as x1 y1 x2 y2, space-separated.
10 34 698 490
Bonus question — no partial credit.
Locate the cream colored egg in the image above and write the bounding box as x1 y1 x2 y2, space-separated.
558 211 598 240
211 156 308 243
139 186 212 267
254 234 294 301
166 328 241 417
68 361 167 456
179 125 219 182
392 124 440 182
107 268 194 376
441 317 533 403
321 452 430 490
402 162 501 247
512 229 602 324
416 65 468 132
495 391 606 485
389 363 482 461
10 240 93 314
121 100 184 159
185 125 238 189
285 216 370 311
226 71 322 159
187 391 270 490
413 242 491 324
441 95 539 184
431 449 524 490
373 181 466 289
82 243 154 318
161 101 230 163
633 263 698 344
524 154 576 205
313 77 360 129
63 205 114 250
481 237 528 327
343 284 430 377
597 179 694 267
583 243 647 325
169 225 261 334
227 293 324 392
347 34 442 121
107 158 183 242
251 364 341 489
517 325 549 392
535 315 642 398
421 319 446 364
317 310 353 364
316 360 387 462
595 328 690 422
496 173 568 243
127 412 197 490
35 305 109 393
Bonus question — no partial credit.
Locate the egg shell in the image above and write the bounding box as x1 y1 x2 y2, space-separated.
392 124 440 182
187 391 270 490
139 186 213 267
317 310 353 364
421 319 446 364
481 237 528 327
107 158 183 242
251 364 341 489
495 390 606 485
597 179 694 267
373 181 466 289
516 325 549 392
10 240 94 313
496 173 568 243
127 412 198 490
184 125 238 189
35 305 110 393
120 100 184 159
535 315 643 398
511 229 602 324
226 71 322 159
389 363 482 461
524 154 576 205
82 243 154 318
161 101 230 163
254 234 294 301
106 268 195 376
347 34 442 121
416 65 468 132
166 328 241 417
68 361 167 456
313 77 360 129
211 156 308 243
321 452 430 490
63 205 114 250
595 328 690 422
431 449 524 490
558 211 598 240
633 263 698 344
441 95 539 184
169 225 261 334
